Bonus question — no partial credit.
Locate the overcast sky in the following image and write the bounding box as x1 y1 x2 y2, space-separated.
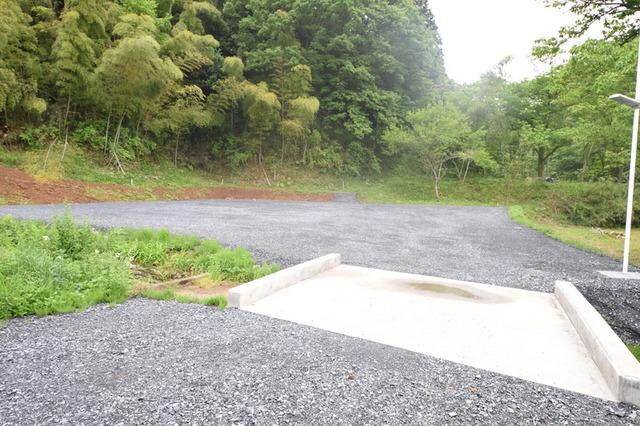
429 0 587 83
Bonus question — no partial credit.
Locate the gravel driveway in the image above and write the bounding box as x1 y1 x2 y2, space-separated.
1 300 637 425
1 198 639 424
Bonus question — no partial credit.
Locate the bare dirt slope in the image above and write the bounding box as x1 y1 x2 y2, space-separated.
0 165 332 204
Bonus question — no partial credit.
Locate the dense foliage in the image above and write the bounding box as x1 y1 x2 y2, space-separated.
445 40 638 183
0 0 445 175
2 0 640 202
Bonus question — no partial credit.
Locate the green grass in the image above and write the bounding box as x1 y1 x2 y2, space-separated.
628 344 640 362
0 213 277 319
140 288 228 308
0 146 22 167
509 205 640 265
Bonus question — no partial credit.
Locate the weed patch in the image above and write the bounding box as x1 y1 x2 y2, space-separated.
0 214 276 319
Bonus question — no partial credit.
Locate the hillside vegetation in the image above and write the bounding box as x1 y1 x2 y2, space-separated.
1 0 638 193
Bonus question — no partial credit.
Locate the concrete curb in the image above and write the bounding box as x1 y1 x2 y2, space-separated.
555 280 640 405
228 254 341 308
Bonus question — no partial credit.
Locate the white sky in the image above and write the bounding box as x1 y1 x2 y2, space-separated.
429 0 594 83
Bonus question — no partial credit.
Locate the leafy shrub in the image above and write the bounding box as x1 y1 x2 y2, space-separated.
305 138 344 173
113 128 156 161
50 214 98 259
344 143 381 176
544 182 632 227
19 125 57 150
0 147 22 166
72 121 101 149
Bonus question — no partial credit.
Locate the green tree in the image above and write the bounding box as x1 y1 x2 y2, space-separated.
96 33 182 170
223 0 445 172
0 0 46 122
536 0 640 56
51 9 97 159
383 105 481 198
546 40 636 180
149 85 211 164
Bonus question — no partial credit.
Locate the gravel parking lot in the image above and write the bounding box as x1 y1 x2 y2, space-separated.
1 199 639 424
1 300 637 425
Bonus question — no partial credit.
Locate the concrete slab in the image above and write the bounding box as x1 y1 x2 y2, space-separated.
244 264 616 401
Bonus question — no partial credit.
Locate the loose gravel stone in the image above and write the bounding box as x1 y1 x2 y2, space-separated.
0 300 638 425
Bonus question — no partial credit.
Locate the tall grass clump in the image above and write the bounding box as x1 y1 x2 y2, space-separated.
0 214 279 319
208 248 279 282
0 215 130 319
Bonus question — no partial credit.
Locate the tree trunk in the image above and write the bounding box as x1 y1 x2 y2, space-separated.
112 114 125 174
104 111 111 153
302 138 308 164
60 127 69 164
430 162 443 199
581 144 593 180
59 95 72 165
463 160 471 183
62 94 71 134
537 148 545 178
174 132 180 166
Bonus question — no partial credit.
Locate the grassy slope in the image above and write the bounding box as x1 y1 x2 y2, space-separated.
509 205 640 265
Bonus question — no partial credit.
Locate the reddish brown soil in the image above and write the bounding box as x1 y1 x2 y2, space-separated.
0 165 333 204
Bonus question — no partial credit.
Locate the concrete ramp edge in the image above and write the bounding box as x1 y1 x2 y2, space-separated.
228 254 341 308
555 280 640 405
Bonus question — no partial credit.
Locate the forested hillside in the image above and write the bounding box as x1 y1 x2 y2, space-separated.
0 0 445 176
2 0 640 223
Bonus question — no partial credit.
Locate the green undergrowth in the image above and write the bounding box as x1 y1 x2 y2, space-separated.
349 176 637 227
0 213 277 319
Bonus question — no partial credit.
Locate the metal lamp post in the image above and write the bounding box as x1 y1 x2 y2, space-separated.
601 39 640 278
609 93 640 274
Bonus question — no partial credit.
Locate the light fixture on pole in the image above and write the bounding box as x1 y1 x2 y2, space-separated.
599 38 640 279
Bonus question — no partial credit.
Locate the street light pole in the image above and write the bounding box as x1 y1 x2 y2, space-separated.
604 39 640 279
622 38 640 273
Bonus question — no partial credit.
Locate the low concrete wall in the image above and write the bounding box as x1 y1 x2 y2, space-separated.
228 254 341 308
555 280 640 405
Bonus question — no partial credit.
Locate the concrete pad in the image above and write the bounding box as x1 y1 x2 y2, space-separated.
243 264 616 401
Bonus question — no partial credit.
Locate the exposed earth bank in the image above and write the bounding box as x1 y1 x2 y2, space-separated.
0 165 333 204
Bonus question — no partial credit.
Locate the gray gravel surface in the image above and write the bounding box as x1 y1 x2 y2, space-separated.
0 199 638 341
1 299 639 425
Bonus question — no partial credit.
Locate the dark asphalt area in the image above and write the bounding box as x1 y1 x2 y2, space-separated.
1 198 640 424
